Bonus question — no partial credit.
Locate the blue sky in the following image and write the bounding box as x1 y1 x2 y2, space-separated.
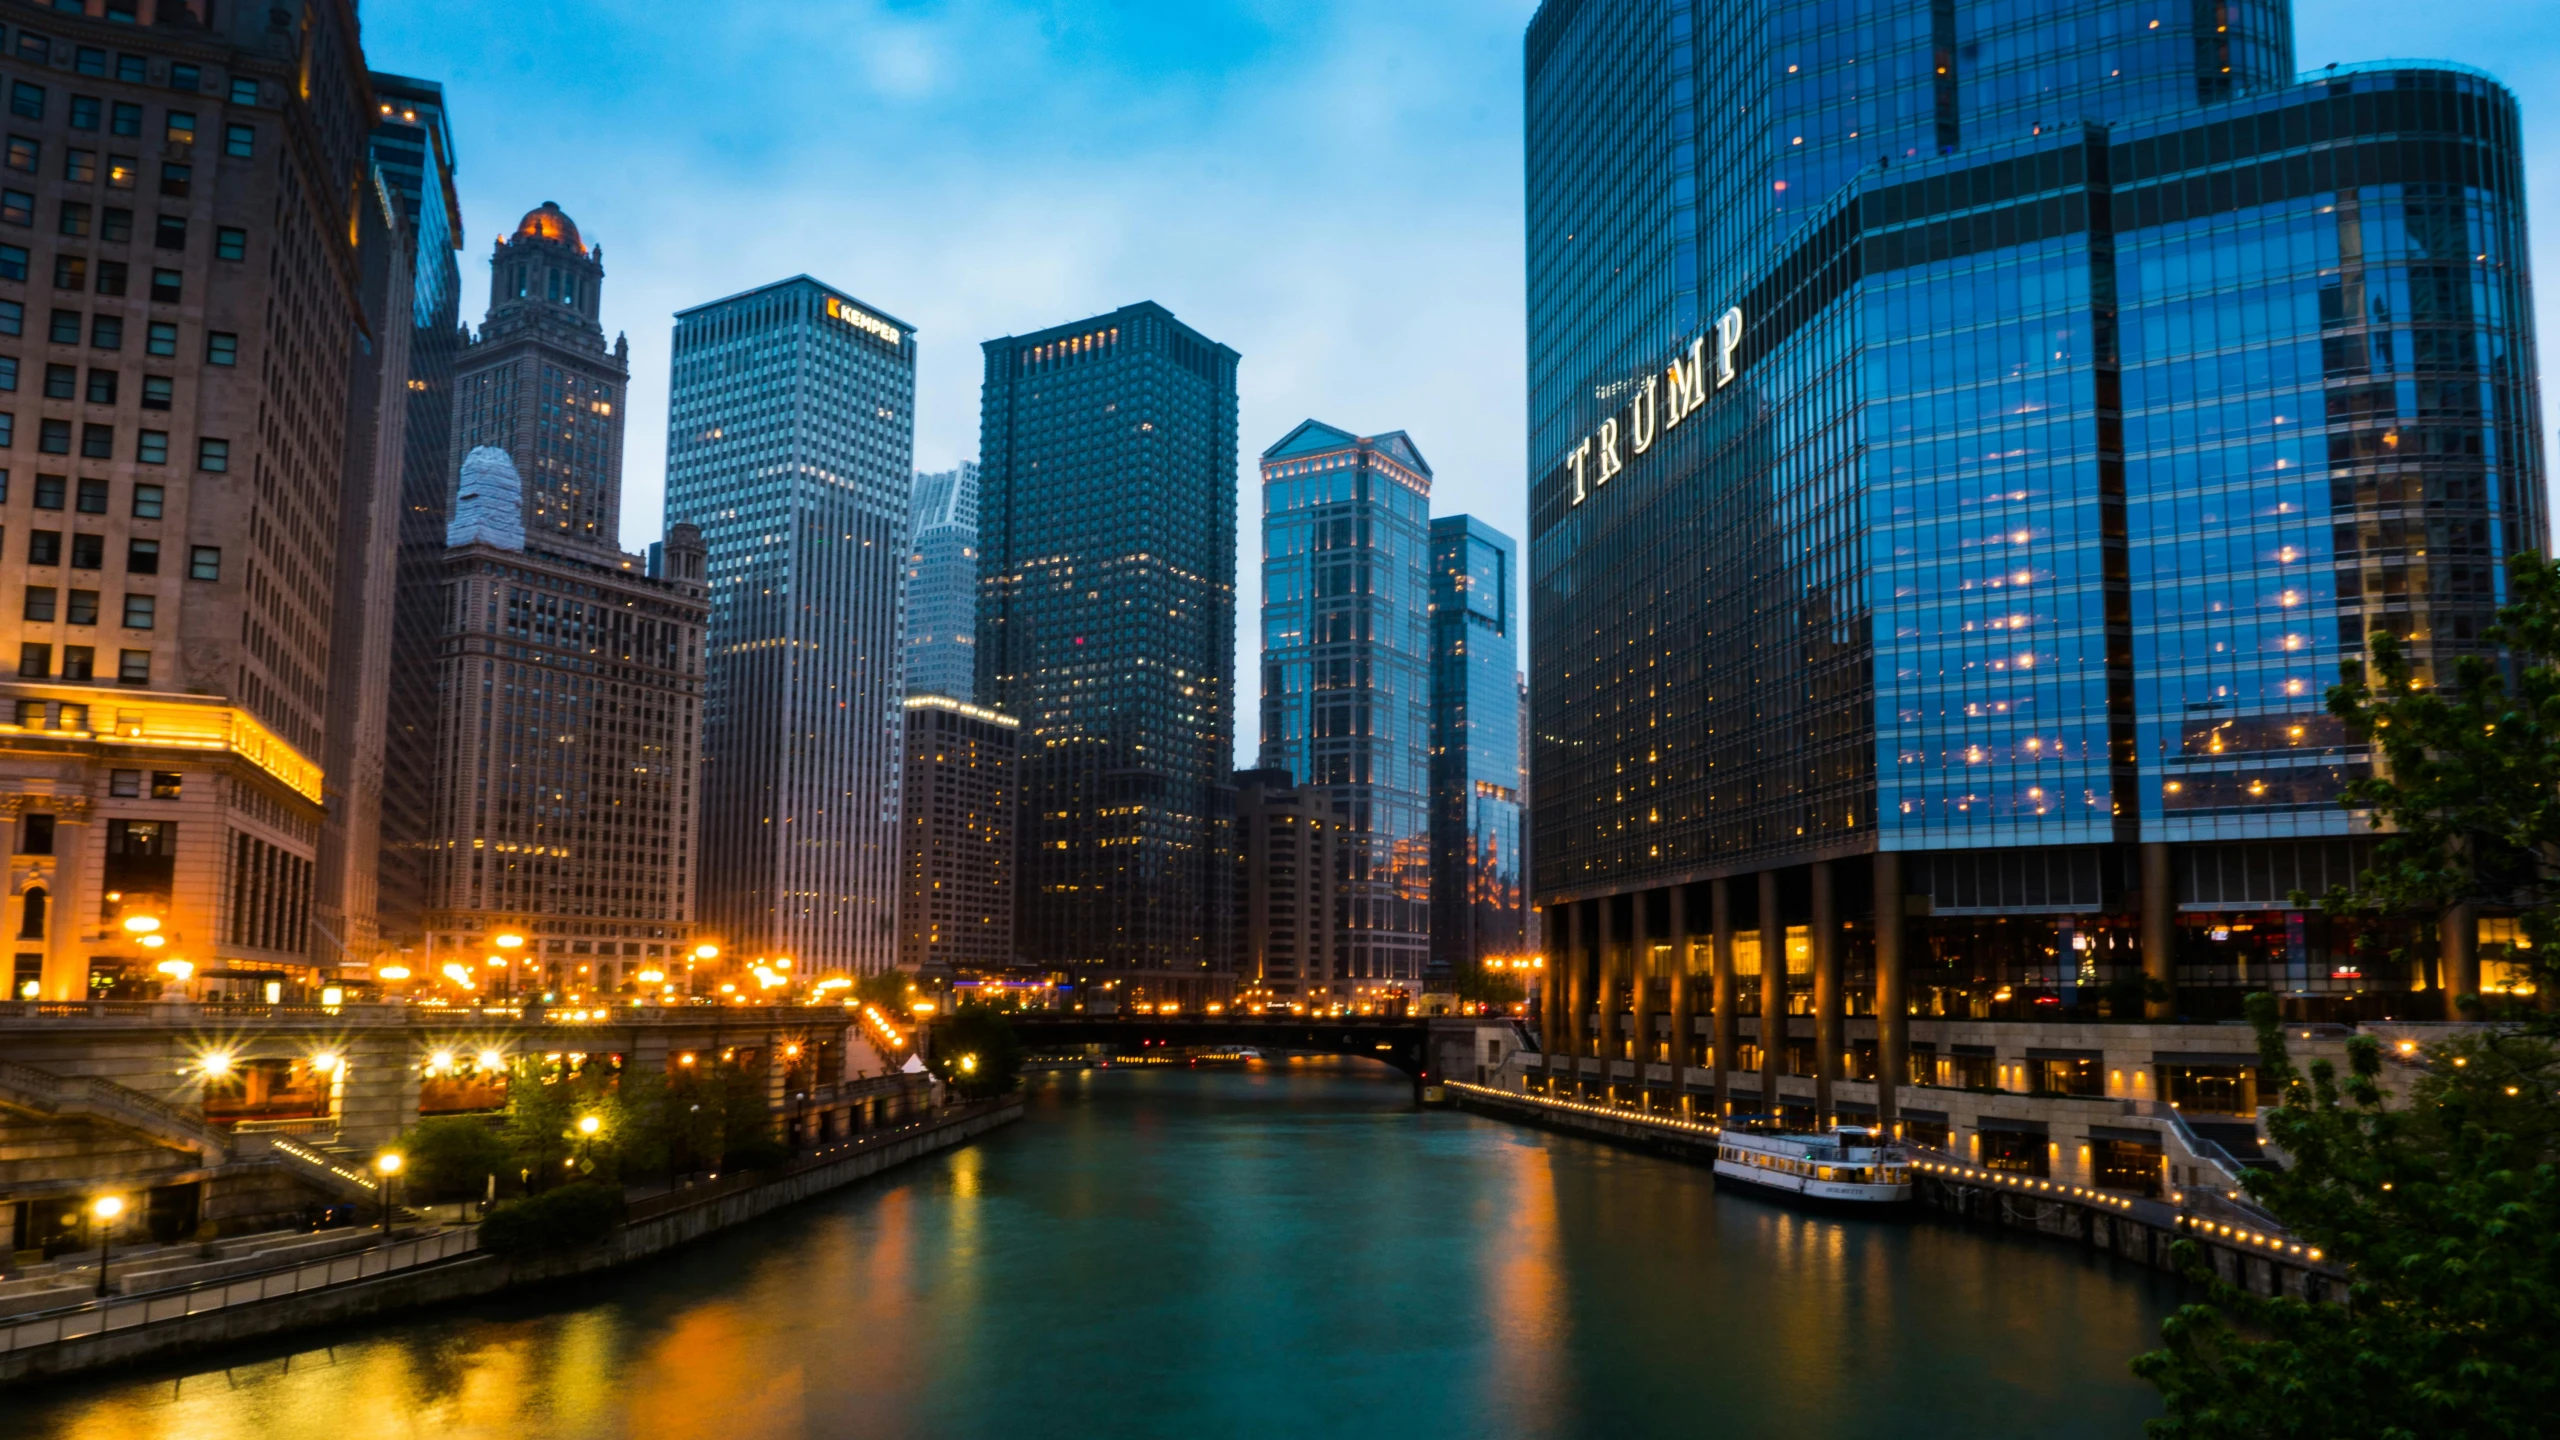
363 0 2559 764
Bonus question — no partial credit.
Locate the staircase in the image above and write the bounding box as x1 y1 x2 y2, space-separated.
0 1058 229 1163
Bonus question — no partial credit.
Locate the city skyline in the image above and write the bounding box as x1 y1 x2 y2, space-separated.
356 0 2560 771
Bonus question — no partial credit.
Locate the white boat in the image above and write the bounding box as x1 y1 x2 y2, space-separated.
1714 1125 1914 1206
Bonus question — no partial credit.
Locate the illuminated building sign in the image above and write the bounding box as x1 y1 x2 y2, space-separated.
825 295 903 346
1565 305 1743 506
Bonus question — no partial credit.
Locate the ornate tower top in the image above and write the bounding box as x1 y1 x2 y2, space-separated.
484 201 606 346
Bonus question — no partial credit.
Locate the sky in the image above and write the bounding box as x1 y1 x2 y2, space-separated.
361 0 2560 766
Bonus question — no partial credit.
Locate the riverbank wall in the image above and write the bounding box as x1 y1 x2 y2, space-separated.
0 1098 1023 1385
1445 1082 2340 1302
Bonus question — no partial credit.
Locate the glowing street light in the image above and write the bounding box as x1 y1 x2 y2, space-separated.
693 943 721 962
120 914 161 935
90 1194 124 1297
374 1152 402 1238
494 933 526 950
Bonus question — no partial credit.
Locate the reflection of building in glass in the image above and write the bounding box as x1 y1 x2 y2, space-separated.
1429 516 1524 987
897 695 1017 972
1525 0 2546 1129
666 277 916 976
1257 421 1433 995
906 463 980 702
977 303 1238 1008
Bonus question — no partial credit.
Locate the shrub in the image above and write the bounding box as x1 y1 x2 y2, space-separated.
393 1116 513 1203
476 1180 622 1257
721 1134 790 1173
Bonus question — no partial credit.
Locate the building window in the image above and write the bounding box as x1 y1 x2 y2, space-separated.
0 244 20 281
57 201 88 237
168 64 199 93
22 585 54 621
126 537 155 574
187 544 218 581
68 96 98 132
120 593 151 629
105 157 132 190
42 364 71 400
194 437 225 472
3 136 33 173
100 206 129 240
74 476 104 512
94 259 125 296
72 48 105 79
147 268 178 302
18 815 53 856
69 533 101 569
109 768 140 798
222 123 251 159
131 483 161 518
61 148 94 183
18 642 49 677
51 254 84 290
0 358 13 394
109 101 138 138
213 226 243 261
93 316 121 349
150 770 180 799
82 368 114 406
60 643 90 680
139 376 169 411
33 474 63 509
163 111 193 145
10 84 44 121
136 429 166 464
0 301 19 337
79 423 111 460
1 190 32 227
228 79 257 106
37 418 67 454
65 588 95 624
27 529 58 565
11 700 41 728
47 310 79 345
116 647 146 684
156 166 186 201
201 331 231 364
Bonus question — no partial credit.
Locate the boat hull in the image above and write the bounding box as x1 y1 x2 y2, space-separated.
1712 1157 1914 1210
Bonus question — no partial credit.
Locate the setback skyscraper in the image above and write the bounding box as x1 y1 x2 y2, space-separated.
1525 0 2546 1128
905 462 979 702
667 277 916 977
1428 515 1524 986
0 5 374 1001
1256 421 1432 997
978 303 1238 1008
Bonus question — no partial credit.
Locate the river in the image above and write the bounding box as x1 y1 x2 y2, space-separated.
0 1062 2178 1438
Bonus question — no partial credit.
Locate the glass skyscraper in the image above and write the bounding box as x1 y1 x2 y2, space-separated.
978 303 1237 1007
666 277 916 976
1525 0 2543 1122
906 462 980 702
1257 422 1433 995
1429 515 1524 986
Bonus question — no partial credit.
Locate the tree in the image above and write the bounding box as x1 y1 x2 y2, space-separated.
2134 554 2560 1436
391 1115 512 1203
936 1007 1023 1099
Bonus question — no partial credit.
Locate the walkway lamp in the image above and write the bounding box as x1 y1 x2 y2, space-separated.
575 1113 602 1176
90 1195 123 1297
375 1151 403 1239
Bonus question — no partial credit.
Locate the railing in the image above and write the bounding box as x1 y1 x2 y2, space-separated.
228 1116 339 1138
622 1100 1012 1225
0 1058 229 1157
264 1135 382 1198
0 1225 477 1355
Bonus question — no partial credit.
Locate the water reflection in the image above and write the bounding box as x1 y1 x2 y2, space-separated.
0 1064 2173 1439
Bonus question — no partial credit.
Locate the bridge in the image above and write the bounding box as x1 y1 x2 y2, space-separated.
978 1013 1444 1097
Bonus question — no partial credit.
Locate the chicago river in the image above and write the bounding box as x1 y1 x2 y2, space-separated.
1 1065 2175 1439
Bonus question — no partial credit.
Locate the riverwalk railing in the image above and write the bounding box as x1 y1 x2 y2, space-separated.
0 1225 478 1356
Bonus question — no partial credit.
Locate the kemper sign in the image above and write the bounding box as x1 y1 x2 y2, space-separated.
826 294 903 346
1566 305 1744 506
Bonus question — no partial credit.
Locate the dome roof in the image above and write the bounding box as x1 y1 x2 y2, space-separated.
511 201 585 253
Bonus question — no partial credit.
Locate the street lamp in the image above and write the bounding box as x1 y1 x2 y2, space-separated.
374 1151 403 1240
90 1194 123 1297
575 1113 601 1177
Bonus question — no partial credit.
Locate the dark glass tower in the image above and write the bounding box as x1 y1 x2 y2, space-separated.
1257 422 1433 999
977 303 1238 1007
366 72 462 959
1429 515 1524 986
1526 0 2545 1121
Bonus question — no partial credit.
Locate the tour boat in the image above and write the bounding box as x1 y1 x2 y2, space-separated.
1188 1046 1263 1068
1713 1125 1914 1207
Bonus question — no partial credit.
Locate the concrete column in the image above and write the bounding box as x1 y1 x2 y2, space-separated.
1538 907 1561 1061
2442 901 2478 1021
1563 902 1586 1079
43 800 93 1002
2141 841 2176 1020
1629 893 1656 1103
1596 895 1618 1091
1811 860 1839 1128
1666 885 1690 1099
1873 851 1907 1134
1710 878 1735 1118
1759 869 1785 1118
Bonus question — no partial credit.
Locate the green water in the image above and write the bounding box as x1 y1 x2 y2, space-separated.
1 1063 2177 1438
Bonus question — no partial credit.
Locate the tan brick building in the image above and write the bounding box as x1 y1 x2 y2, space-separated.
0 2 373 1001
897 694 1015 972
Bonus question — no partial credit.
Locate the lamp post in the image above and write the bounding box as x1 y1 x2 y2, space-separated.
575 1113 601 1176
375 1151 403 1241
90 1194 123 1297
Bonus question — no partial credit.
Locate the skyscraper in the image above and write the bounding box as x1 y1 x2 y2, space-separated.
1525 0 2545 1125
666 277 915 977
368 73 463 962
0 5 374 1000
1255 421 1432 996
905 461 979 702
1428 515 1524 986
897 694 1016 972
1232 767 1349 1007
978 303 1237 1008
418 204 709 996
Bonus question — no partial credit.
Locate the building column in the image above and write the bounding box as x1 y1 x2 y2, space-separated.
1759 868 1785 1118
1629 892 1656 1106
1666 885 1690 1107
2141 841 2175 1020
42 800 93 1002
1596 895 1618 1093
2442 901 2478 1021
1710 877 1735 1118
1564 902 1587 1083
1811 860 1839 1128
1873 851 1907 1135
1538 906 1560 1061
